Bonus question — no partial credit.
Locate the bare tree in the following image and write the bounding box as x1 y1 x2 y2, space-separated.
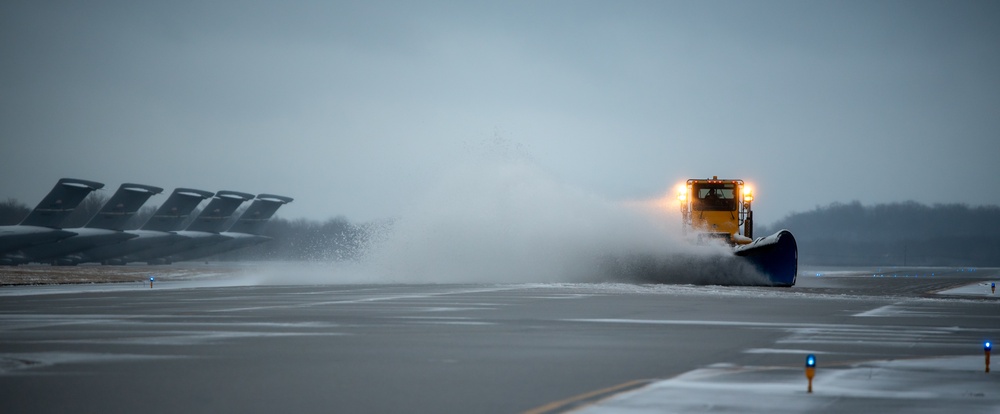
62 192 109 228
0 198 31 225
124 205 158 230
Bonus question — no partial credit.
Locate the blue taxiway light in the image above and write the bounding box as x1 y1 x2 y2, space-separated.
150 277 155 281
806 354 816 367
987 341 992 352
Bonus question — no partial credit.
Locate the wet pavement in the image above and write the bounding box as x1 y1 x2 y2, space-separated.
1 267 998 413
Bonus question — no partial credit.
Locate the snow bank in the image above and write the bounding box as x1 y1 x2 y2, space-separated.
575 356 1000 413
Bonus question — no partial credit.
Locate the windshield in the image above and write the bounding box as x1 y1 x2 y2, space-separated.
692 183 737 211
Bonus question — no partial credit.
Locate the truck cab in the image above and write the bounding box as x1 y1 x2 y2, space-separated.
678 176 753 245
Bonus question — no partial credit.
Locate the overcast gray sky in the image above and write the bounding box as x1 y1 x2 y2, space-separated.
2 1 998 225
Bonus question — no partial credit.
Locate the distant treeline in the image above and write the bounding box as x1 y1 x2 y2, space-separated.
757 201 1000 266
3 195 999 266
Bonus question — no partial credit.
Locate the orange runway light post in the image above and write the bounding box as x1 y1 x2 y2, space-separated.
805 354 816 393
986 341 992 373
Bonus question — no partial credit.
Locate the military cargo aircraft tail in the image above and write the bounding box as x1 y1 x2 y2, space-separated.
226 194 294 235
0 178 103 259
183 191 256 233
85 183 163 230
121 190 254 264
169 193 293 262
71 188 215 265
5 183 165 265
19 178 105 228
140 188 216 232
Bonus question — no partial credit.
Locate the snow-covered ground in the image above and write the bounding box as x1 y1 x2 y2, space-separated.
938 281 998 297
575 355 1000 413
0 264 254 296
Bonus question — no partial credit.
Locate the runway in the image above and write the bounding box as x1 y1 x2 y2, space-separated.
1 266 999 413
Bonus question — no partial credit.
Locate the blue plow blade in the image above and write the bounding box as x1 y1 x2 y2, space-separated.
733 229 798 287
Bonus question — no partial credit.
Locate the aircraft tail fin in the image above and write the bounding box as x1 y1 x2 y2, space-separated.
226 194 293 235
185 191 255 233
85 183 163 230
19 178 105 228
140 188 215 232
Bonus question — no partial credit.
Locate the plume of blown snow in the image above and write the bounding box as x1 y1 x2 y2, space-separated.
249 139 769 285
346 140 762 285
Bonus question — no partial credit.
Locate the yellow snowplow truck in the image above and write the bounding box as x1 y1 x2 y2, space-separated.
678 176 798 286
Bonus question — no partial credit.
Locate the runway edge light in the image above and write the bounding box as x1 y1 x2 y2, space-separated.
985 341 992 373
150 276 155 289
805 354 816 393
